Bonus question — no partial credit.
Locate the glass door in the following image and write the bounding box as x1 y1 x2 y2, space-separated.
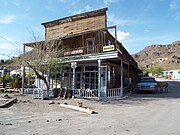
84 66 98 89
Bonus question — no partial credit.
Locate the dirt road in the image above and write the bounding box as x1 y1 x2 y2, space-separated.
0 80 180 135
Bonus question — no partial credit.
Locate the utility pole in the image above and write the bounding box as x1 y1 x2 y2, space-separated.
22 44 25 95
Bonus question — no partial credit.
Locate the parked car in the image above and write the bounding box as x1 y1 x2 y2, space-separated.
135 77 158 93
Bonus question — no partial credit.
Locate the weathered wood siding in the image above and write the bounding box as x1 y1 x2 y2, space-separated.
45 15 106 40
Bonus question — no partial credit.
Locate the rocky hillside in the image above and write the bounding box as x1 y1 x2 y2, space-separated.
132 41 180 70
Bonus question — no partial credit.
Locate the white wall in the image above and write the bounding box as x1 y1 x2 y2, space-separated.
171 70 180 79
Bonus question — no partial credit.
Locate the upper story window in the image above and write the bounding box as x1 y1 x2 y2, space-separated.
88 40 93 46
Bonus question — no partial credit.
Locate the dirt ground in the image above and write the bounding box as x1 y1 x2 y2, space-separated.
0 79 180 135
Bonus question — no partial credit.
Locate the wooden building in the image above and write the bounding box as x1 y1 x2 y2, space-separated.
25 8 140 98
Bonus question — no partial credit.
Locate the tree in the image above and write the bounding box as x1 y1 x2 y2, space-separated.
150 65 164 76
21 37 68 97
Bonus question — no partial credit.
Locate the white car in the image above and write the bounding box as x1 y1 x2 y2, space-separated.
135 77 158 93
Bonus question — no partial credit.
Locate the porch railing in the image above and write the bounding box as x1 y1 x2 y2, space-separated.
74 89 98 98
74 88 122 98
64 43 117 56
106 88 121 97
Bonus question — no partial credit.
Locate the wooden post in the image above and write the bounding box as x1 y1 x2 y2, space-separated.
120 60 123 97
71 62 77 97
98 59 101 97
115 26 117 46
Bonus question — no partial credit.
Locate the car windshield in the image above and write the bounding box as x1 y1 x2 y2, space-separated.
141 78 156 82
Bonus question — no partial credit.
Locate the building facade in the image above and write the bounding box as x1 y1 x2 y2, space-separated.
25 8 140 98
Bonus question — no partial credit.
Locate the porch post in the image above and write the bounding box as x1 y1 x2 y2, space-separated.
71 62 77 97
82 66 85 90
72 68 75 96
120 60 123 97
98 59 101 97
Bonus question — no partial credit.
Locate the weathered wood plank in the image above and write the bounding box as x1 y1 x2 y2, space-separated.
0 98 17 108
42 8 108 27
59 103 95 114
46 15 106 40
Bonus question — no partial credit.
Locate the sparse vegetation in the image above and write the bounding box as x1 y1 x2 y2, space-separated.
143 65 164 76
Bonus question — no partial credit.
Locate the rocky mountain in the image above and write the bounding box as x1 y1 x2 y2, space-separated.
132 41 180 70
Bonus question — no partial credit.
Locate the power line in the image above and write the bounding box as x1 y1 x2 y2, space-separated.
0 34 21 52
0 53 11 60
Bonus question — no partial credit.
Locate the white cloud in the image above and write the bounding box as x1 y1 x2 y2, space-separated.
59 0 66 3
104 0 112 5
110 29 130 42
12 0 21 7
116 30 130 42
170 0 180 10
170 0 180 20
72 5 92 15
108 14 133 26
73 9 82 14
104 0 119 5
85 5 91 11
144 29 150 33
174 12 180 20
25 6 31 12
0 15 16 24
73 5 92 15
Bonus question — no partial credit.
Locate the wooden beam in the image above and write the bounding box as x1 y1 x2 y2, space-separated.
0 98 17 108
59 103 96 114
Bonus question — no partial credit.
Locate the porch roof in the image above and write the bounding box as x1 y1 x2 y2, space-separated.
61 51 120 63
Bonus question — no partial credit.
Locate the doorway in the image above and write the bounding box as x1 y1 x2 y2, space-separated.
86 38 95 54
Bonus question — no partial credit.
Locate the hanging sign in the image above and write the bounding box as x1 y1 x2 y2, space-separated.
71 62 77 68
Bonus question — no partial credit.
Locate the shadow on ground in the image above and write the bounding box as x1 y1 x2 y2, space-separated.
90 80 180 105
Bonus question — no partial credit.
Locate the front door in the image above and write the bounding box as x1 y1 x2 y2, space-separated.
86 38 95 54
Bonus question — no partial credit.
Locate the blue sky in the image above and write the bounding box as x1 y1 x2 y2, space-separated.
0 0 180 60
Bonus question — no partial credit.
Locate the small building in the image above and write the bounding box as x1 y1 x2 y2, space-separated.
24 8 141 98
170 70 180 80
163 70 180 80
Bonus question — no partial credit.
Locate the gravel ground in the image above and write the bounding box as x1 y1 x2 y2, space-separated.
0 79 180 135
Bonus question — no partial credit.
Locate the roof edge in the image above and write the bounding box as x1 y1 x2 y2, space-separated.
41 8 108 27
